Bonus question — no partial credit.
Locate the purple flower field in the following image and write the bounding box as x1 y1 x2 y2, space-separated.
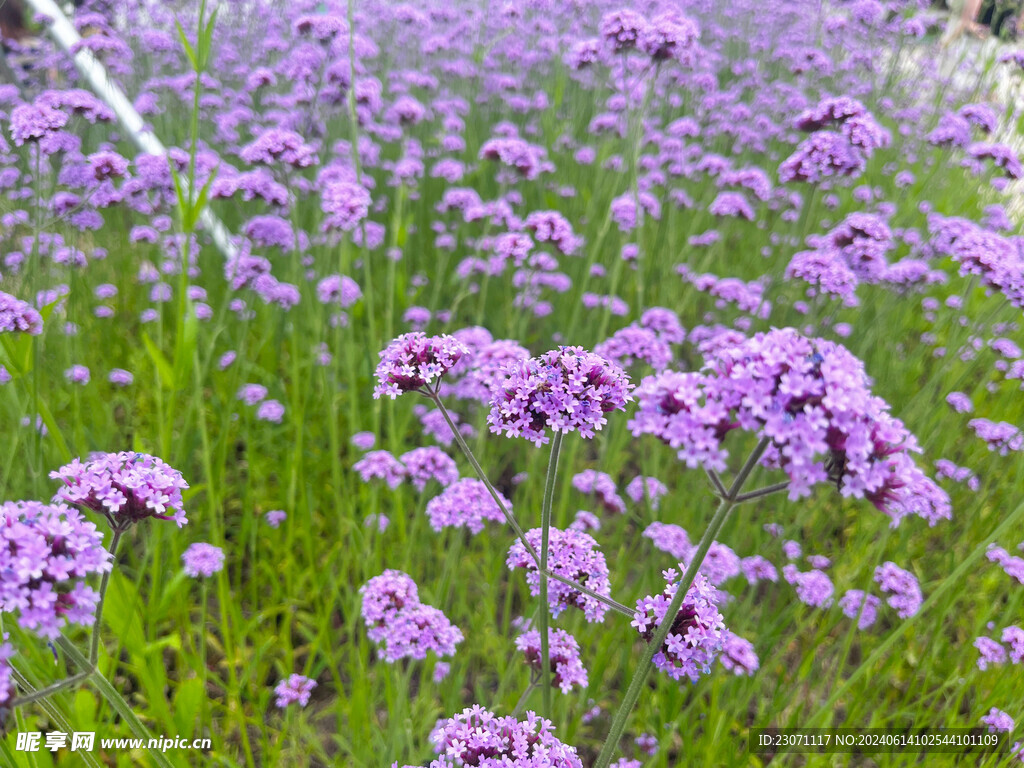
1 0 1024 765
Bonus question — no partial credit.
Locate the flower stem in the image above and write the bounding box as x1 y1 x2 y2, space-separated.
11 669 92 707
90 528 123 667
594 438 769 768
733 481 791 504
537 431 563 719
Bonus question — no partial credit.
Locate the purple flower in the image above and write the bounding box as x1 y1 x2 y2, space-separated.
265 510 286 528
644 522 691 559
237 383 268 405
0 290 44 335
321 181 372 232
274 674 317 708
572 470 625 514
626 476 668 508
969 418 1023 455
488 346 633 446
632 572 725 683
401 448 458 492
719 629 759 675
239 128 316 168
182 543 225 578
600 9 649 52
783 566 834 607
0 638 13 713
0 500 112 640
515 628 589 693
945 392 973 414
353 450 406 489
421 708 582 768
65 365 91 385
629 329 951 526
874 562 922 618
779 132 865 183
256 400 285 423
839 590 881 629
974 636 1007 670
359 571 463 662
425 478 508 533
639 11 699 61
507 528 611 622
981 708 1014 734
1002 625 1024 664
51 452 189 528
108 369 133 387
316 274 362 307
351 432 376 451
373 333 468 399
594 325 673 371
9 102 69 145
741 555 778 585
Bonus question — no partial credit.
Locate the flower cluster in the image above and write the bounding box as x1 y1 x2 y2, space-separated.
632 572 725 682
874 562 922 618
0 638 13 714
507 528 611 622
0 500 112 639
274 674 317 708
0 290 44 335
359 571 463 663
182 543 225 578
719 629 759 675
629 328 950 526
488 346 633 446
373 333 468 399
515 628 589 693
50 452 190 528
572 470 625 514
406 707 582 768
424 478 509 534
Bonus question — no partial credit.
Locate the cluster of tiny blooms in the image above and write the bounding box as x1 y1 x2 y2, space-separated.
0 290 43 335
425 479 509 534
359 571 463 663
373 333 468 399
0 500 112 640
0 638 13 713
632 572 725 682
629 328 950 526
181 543 225 578
273 674 317 708
394 706 582 768
874 562 922 618
488 346 633 446
507 527 611 622
50 452 190 528
719 629 760 675
515 628 589 693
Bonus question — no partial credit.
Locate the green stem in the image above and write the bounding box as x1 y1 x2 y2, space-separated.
90 528 123 666
594 438 769 768
11 669 92 707
537 431 563 718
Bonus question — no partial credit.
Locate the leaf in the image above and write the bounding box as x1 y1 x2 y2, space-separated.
142 332 174 389
172 678 205 734
175 17 198 69
173 302 199 390
37 398 73 464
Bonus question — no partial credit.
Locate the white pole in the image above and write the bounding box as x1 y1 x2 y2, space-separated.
21 0 239 260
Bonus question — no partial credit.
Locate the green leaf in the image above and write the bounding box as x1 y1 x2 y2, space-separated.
173 302 199 390
169 162 190 228
37 398 73 464
175 18 198 69
172 678 205 734
142 332 174 389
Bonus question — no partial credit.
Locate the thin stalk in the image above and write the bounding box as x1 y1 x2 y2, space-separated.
594 438 769 768
90 528 123 666
11 669 92 707
537 431 563 718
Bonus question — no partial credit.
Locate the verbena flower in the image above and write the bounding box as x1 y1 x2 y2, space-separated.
265 510 286 528
424 478 508 534
50 452 189 529
515 628 589 693
719 629 759 675
507 528 611 622
488 347 633 446
373 333 468 399
874 561 922 618
274 674 317 708
359 571 462 663
632 571 725 683
783 565 834 607
0 637 13 715
572 470 625 514
643 522 691 559
741 555 778 585
839 589 880 629
0 290 44 335
626 476 668 508
419 707 583 768
974 636 1007 670
353 450 406 489
400 447 458 492
969 418 1023 455
629 328 950 526
0 501 112 640
182 543 225 578
981 708 1014 733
